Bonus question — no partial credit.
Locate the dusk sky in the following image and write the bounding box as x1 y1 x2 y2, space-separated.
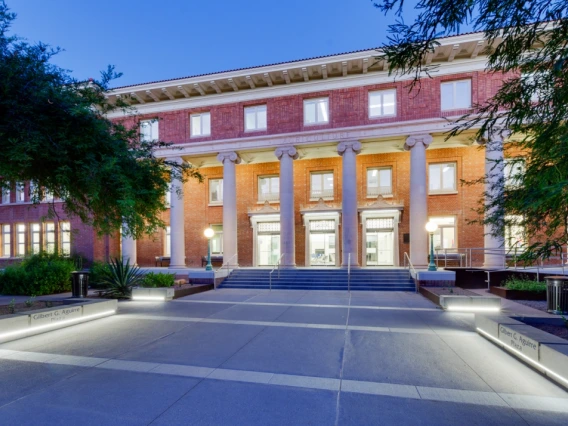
9 0 424 88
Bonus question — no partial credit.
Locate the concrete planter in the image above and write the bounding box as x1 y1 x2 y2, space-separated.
439 295 501 312
0 299 117 344
490 286 546 301
131 287 175 301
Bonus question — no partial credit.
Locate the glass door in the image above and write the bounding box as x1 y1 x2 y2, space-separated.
309 233 336 266
366 231 394 266
257 234 280 266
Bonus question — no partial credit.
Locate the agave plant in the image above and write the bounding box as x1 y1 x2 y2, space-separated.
101 258 145 299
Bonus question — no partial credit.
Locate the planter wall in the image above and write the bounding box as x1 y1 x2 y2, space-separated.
490 286 546 301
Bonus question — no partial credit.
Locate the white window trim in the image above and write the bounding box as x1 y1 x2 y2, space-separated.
360 209 401 267
428 162 458 195
15 182 25 203
368 89 397 118
190 112 211 137
209 178 223 206
258 175 280 203
428 216 457 250
244 105 267 132
366 167 393 198
302 212 340 267
140 119 159 142
310 171 334 200
2 224 11 258
303 97 329 125
16 223 26 257
164 226 171 256
441 79 472 111
2 189 10 204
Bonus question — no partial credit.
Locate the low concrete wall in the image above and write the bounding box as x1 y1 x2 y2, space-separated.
415 270 456 287
439 295 501 312
0 299 117 344
131 287 175 301
475 314 568 390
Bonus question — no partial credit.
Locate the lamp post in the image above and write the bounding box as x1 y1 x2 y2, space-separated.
425 221 438 271
204 228 215 271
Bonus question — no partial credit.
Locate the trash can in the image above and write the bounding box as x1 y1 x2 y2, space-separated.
71 271 90 298
545 276 568 314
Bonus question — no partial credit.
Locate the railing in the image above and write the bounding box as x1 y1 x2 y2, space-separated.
347 253 351 293
269 253 285 291
403 252 418 293
215 253 239 290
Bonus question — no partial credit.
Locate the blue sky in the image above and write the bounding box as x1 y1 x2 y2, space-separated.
9 0 421 87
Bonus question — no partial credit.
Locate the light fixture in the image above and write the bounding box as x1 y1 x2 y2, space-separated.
425 221 438 271
204 227 215 271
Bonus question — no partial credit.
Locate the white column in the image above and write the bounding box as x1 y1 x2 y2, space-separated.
169 159 186 268
404 134 432 268
338 141 361 267
121 225 137 266
275 146 299 268
217 151 241 267
483 133 506 268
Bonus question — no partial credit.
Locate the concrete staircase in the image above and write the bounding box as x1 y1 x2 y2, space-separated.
218 268 415 291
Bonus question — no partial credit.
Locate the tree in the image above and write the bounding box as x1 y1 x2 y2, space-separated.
0 1 201 238
373 0 568 260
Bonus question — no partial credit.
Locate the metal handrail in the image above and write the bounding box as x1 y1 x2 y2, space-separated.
403 252 418 293
269 253 285 291
347 253 351 293
214 253 239 291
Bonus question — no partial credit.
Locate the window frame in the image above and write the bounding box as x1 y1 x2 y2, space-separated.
505 215 526 253
428 162 458 194
258 175 280 202
2 188 10 204
2 224 11 257
428 216 457 250
190 112 211 137
30 223 41 254
44 222 56 253
303 97 329 125
16 223 26 257
368 89 397 118
440 79 472 111
210 224 223 255
244 105 267 132
164 226 171 256
140 119 159 142
366 167 393 197
504 158 525 188
60 221 71 256
15 182 25 203
209 178 223 205
310 171 334 200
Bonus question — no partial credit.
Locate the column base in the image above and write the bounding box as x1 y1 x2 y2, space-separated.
168 264 187 269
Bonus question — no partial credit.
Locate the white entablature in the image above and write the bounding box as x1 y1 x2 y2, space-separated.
106 32 489 117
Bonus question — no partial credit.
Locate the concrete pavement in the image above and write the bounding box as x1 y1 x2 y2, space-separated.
0 289 567 425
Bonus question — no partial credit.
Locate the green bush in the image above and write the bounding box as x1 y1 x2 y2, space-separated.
0 253 76 296
141 272 175 288
504 277 546 292
89 261 111 289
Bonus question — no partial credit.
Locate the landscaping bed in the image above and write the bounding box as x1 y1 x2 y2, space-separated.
530 323 568 341
0 300 65 316
490 286 546 300
419 286 477 306
172 283 213 299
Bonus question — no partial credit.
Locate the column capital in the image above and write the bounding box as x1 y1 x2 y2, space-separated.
275 145 299 160
337 141 361 156
481 128 511 144
217 151 242 164
404 134 433 151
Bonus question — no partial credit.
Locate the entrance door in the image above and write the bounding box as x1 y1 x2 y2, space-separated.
366 231 394 266
309 233 336 266
257 234 280 266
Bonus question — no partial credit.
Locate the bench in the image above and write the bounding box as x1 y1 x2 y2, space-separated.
155 256 171 267
202 255 223 267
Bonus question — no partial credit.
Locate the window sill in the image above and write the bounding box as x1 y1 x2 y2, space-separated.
366 194 393 199
257 200 279 204
428 191 458 196
309 197 334 202
369 114 396 120
245 128 267 133
208 203 223 207
191 134 211 138
304 121 329 126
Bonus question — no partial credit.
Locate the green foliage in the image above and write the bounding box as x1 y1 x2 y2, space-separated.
89 261 111 289
100 258 144 299
141 272 175 288
8 298 15 314
24 295 35 307
504 277 546 292
373 0 568 261
0 2 201 238
0 253 75 296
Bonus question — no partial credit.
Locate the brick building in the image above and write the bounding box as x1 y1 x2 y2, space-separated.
1 31 518 270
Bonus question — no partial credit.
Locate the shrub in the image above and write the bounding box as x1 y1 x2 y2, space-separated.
141 272 175 288
504 277 546 292
89 261 111 289
0 253 75 296
100 258 144 299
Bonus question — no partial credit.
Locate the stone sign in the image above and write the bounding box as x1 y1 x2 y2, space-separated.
29 306 82 327
498 325 539 361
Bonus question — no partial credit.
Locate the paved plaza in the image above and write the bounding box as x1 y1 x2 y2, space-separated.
0 289 567 425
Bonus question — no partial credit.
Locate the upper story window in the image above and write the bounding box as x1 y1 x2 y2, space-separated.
441 79 471 111
2 188 10 204
209 179 223 205
245 105 267 131
369 89 396 118
310 172 334 200
429 217 456 249
429 163 457 194
304 98 329 125
210 224 223 255
367 167 392 197
191 112 211 137
15 182 25 203
140 120 159 142
258 176 279 202
504 158 525 187
43 189 54 203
